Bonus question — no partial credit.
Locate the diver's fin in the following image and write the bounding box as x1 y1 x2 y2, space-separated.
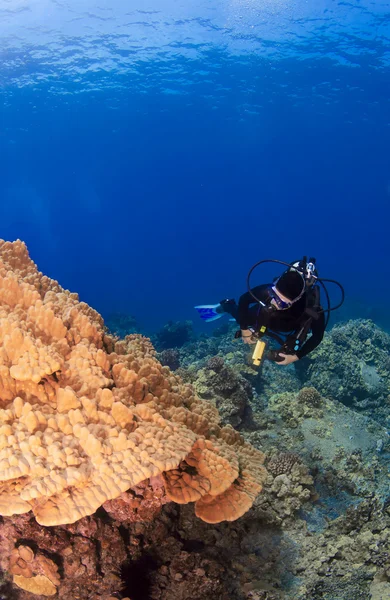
194 304 224 322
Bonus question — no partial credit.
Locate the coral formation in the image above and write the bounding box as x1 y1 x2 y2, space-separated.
154 320 194 350
266 452 302 477
159 348 181 371
2 239 390 600
0 239 266 532
169 321 390 599
267 387 324 428
0 511 128 599
293 496 390 599
194 356 253 428
251 457 314 526
296 386 322 407
103 475 169 523
178 319 390 429
306 319 390 417
9 545 60 596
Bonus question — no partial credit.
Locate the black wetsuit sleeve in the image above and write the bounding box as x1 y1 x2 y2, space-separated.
295 310 326 359
237 285 269 330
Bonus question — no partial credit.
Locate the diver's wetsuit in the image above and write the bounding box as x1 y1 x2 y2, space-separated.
223 284 325 359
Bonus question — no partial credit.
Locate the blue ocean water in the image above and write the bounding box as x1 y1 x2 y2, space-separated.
0 0 389 334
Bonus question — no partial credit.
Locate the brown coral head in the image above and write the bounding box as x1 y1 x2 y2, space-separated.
159 348 181 371
205 356 225 372
297 386 322 407
267 452 302 477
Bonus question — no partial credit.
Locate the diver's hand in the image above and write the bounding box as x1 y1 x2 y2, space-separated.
241 329 256 345
276 353 299 365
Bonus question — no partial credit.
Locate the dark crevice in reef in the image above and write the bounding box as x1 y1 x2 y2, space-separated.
94 539 104 578
118 524 131 549
182 539 205 552
0 576 19 600
120 555 158 600
95 506 114 524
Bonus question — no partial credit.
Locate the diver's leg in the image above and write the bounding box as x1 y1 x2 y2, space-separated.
218 299 238 320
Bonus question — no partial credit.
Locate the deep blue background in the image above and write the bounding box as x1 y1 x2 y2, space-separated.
1 7 389 334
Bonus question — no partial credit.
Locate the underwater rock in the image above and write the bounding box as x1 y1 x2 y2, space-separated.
148 550 227 599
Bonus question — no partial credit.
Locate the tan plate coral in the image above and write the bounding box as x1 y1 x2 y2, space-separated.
0 240 267 527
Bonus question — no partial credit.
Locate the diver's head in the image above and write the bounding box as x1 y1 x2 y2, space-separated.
270 270 305 310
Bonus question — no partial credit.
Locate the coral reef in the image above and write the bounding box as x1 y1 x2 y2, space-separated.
306 319 390 419
186 348 390 596
266 387 324 428
103 475 169 523
2 240 390 600
194 356 253 428
252 458 314 527
293 496 390 599
0 483 302 600
154 321 194 350
248 387 390 597
0 240 269 599
158 348 181 371
9 545 60 596
0 510 128 599
168 319 390 599
0 240 267 530
296 386 322 407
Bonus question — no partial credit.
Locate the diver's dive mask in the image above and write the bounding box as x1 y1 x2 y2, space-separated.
269 280 306 311
269 288 293 310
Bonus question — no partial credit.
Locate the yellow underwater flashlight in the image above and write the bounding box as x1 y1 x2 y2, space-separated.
234 326 268 367
252 339 267 366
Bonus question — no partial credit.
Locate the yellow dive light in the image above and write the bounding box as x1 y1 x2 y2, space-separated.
252 339 267 366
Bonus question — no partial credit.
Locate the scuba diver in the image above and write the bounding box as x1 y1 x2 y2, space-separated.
195 257 344 366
